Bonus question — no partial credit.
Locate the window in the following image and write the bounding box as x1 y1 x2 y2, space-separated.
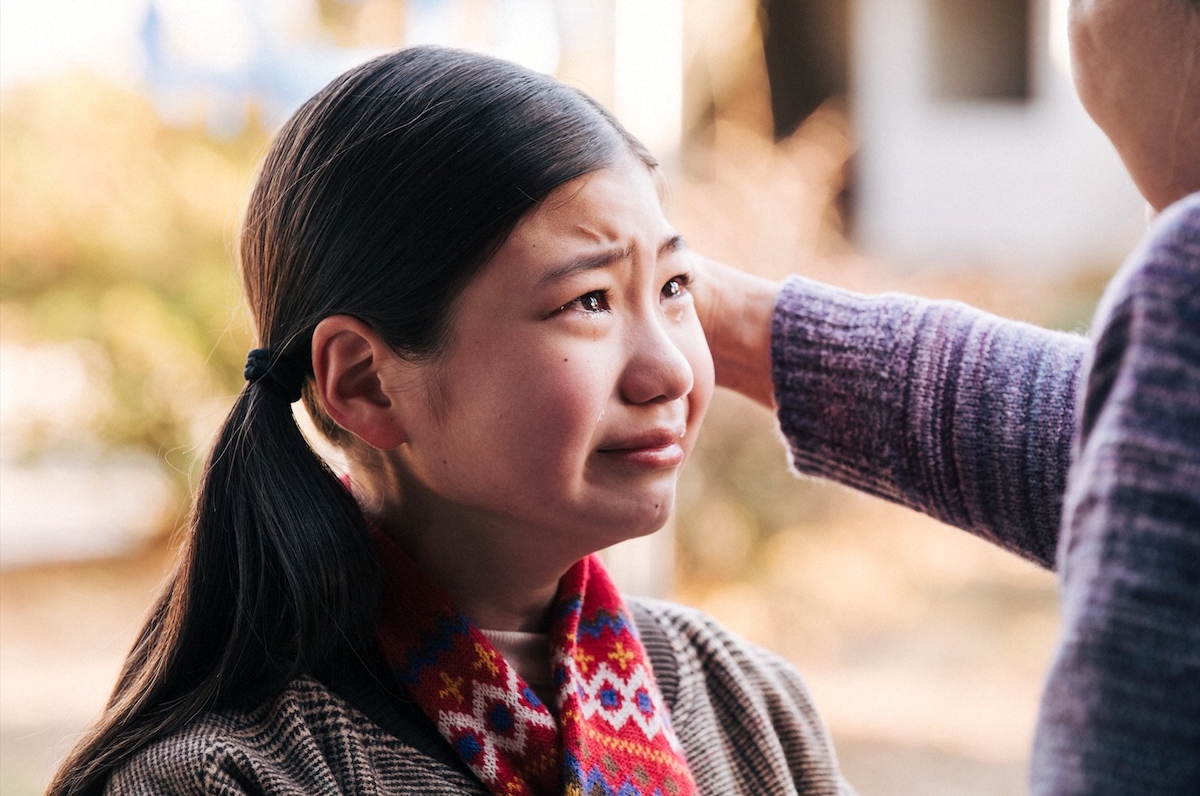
930 0 1032 101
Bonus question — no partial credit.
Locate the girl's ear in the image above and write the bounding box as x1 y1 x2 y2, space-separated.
310 315 415 450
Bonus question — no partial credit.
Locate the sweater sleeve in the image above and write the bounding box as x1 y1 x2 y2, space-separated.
1030 194 1200 795
771 276 1086 568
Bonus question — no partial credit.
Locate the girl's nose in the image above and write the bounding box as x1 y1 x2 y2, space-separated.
619 318 695 405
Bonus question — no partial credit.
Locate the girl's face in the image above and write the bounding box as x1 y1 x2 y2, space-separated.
389 153 713 561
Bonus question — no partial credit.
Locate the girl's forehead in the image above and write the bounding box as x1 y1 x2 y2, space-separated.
518 159 664 240
473 164 672 291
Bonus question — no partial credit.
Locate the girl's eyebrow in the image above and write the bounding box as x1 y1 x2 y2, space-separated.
538 245 633 286
538 235 686 286
662 234 686 255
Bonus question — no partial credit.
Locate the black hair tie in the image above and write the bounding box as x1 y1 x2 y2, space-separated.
244 348 306 404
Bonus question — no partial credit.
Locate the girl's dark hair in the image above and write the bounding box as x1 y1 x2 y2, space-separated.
49 45 653 796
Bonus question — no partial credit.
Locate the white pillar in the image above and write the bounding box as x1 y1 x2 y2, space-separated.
612 0 684 165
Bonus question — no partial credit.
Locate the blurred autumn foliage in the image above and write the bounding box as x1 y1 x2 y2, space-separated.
0 74 264 494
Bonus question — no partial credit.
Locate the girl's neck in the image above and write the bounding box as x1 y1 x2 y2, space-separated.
348 459 574 633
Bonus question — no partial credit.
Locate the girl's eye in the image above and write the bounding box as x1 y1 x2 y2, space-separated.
661 273 691 300
562 290 610 314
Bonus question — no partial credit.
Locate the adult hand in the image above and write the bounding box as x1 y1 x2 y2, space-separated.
688 254 783 409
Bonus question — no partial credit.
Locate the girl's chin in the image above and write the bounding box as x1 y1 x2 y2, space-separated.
605 498 676 542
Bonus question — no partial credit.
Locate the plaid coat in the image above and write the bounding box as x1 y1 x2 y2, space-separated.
107 599 855 795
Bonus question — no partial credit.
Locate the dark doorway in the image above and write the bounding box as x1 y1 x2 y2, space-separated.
759 0 852 140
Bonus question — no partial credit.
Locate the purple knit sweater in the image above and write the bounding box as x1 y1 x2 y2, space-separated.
771 192 1200 795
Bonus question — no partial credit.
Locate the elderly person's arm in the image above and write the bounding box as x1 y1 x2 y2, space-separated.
691 257 1085 568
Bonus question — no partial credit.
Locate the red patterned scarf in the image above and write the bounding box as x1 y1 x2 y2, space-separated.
372 531 698 796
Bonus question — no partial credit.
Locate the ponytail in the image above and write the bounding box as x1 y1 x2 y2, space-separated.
47 378 380 796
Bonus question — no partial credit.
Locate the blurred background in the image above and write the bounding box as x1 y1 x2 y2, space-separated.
0 0 1146 794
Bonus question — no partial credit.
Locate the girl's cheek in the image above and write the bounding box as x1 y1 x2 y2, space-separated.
685 338 716 432
524 359 608 425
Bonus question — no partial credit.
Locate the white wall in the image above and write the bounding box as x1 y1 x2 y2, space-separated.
852 0 1146 270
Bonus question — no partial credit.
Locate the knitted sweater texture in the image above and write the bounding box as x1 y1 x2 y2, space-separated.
772 192 1200 795
107 600 854 795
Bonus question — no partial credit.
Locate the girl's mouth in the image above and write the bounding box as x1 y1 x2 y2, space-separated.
596 428 686 468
